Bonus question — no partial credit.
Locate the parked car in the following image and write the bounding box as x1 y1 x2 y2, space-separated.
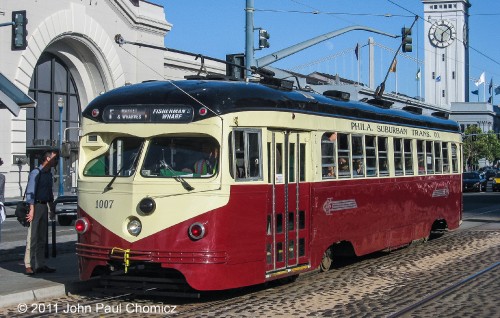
54 195 77 226
481 169 497 181
492 172 500 192
462 172 486 192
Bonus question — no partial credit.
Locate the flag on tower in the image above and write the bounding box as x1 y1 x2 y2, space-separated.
416 68 421 80
489 78 493 94
471 89 479 95
475 72 485 87
355 43 359 60
435 76 441 82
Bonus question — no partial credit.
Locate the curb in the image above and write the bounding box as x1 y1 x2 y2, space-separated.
0 278 100 308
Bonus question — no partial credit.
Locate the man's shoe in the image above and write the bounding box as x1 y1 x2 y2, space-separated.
36 265 56 273
25 267 35 275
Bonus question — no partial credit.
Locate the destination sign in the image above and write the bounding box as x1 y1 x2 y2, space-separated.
351 121 440 138
103 105 193 123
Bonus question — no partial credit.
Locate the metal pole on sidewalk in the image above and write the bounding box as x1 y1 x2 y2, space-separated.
52 220 56 257
58 96 64 196
45 222 49 258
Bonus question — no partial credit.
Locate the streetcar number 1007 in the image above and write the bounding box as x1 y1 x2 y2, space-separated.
95 200 114 209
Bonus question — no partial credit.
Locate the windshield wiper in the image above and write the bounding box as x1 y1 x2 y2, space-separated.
160 160 194 191
103 151 140 193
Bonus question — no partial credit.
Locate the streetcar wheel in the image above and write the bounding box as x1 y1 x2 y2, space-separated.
320 249 333 272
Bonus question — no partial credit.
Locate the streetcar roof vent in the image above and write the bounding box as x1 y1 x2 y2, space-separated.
323 90 350 101
184 74 240 81
364 98 393 109
260 76 294 91
402 106 423 115
431 111 449 119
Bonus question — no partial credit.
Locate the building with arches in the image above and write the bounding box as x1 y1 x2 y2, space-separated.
0 0 224 198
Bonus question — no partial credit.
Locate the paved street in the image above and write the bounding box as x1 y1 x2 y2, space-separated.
0 192 499 317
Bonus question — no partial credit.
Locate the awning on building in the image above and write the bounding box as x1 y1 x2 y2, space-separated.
0 72 36 117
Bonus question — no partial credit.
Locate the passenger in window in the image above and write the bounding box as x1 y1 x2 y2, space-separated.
354 160 363 176
379 159 388 174
328 132 337 142
395 160 403 172
193 145 219 175
338 157 349 175
323 165 335 178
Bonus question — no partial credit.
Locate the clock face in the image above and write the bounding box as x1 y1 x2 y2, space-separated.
429 20 456 48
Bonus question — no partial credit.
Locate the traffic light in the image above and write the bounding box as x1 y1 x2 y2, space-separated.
12 10 27 50
259 29 270 49
401 27 412 53
226 53 245 79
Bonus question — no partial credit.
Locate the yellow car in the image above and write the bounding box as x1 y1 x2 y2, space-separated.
492 172 500 192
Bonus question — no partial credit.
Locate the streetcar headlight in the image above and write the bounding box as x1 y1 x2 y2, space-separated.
127 217 142 236
188 222 206 240
75 217 90 234
139 197 156 215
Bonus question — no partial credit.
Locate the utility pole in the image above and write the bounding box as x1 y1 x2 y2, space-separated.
245 0 255 78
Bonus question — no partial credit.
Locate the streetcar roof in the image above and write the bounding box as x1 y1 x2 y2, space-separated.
83 80 460 133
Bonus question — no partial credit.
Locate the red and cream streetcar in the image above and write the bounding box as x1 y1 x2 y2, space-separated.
75 76 462 294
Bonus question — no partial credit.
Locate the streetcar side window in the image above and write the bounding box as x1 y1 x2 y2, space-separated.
289 143 296 183
365 136 377 177
442 142 450 173
299 143 306 181
451 143 459 173
229 129 262 181
394 138 403 176
352 135 364 177
84 137 143 177
426 141 434 174
338 133 351 178
417 140 425 174
321 132 337 179
434 142 442 173
378 137 389 176
404 139 414 175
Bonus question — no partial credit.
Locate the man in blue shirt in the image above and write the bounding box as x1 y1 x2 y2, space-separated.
24 150 58 275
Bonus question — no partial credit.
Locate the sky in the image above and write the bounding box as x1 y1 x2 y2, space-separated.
148 0 500 102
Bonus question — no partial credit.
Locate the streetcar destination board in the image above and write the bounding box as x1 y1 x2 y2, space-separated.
103 105 193 123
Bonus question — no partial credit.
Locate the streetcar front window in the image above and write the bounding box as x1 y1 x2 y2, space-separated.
141 136 219 178
83 137 143 177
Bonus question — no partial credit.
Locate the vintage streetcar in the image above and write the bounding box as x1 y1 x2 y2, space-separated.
75 76 462 295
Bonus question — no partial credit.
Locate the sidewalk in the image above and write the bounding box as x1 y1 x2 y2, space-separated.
0 237 97 309
0 252 97 308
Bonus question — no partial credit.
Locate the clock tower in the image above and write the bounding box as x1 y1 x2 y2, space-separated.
422 0 470 108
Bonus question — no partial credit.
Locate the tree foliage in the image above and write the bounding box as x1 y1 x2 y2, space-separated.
463 125 500 169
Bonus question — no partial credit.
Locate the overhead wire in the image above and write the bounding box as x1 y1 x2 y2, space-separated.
253 9 414 18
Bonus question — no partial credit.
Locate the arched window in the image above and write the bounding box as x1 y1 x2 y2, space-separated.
27 52 81 193
27 53 80 150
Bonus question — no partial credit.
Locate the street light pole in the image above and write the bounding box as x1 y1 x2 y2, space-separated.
57 96 64 196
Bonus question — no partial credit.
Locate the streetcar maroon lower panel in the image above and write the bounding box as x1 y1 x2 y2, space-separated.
76 174 460 291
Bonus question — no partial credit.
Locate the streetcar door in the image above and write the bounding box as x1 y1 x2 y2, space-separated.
266 130 309 274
